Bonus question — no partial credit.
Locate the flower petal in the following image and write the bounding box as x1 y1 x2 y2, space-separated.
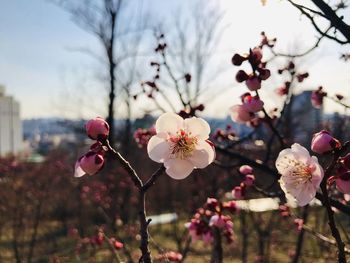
188 140 215 168
309 156 324 187
294 183 316 206
291 143 310 163
184 117 210 140
164 158 194 180
275 148 295 175
74 161 86 178
147 135 170 163
155 112 184 135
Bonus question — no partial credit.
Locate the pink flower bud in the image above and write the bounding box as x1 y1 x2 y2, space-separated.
245 76 261 91
250 47 263 64
239 165 253 175
86 117 110 140
336 172 350 194
244 174 255 186
232 186 243 199
294 218 304 232
230 105 254 123
311 130 341 154
236 70 249 83
74 152 105 177
232 53 247 66
209 215 226 228
242 94 264 112
258 68 271 80
113 241 124 250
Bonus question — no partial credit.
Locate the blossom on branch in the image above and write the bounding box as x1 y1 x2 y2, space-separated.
276 143 324 206
147 112 215 179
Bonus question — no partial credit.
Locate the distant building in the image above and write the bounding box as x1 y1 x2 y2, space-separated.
286 90 322 145
0 86 23 156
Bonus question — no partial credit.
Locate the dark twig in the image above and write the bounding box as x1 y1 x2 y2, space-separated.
292 205 309 263
101 138 165 263
319 142 350 263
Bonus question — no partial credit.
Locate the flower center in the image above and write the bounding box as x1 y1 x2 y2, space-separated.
169 129 198 159
288 159 313 185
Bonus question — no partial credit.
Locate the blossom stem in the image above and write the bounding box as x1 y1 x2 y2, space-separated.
320 182 346 263
320 144 350 263
255 90 286 148
292 205 309 263
210 227 223 263
101 138 165 263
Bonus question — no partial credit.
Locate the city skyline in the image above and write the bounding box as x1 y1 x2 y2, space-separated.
1 0 349 119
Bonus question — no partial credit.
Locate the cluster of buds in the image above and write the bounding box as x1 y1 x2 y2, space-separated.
70 227 124 256
212 125 236 143
278 61 296 75
155 251 183 262
311 86 327 109
311 130 341 154
140 80 160 99
232 165 255 199
185 198 237 244
154 33 166 54
133 127 156 148
232 47 270 91
178 103 205 119
74 117 110 178
328 153 350 194
259 31 276 49
230 93 264 125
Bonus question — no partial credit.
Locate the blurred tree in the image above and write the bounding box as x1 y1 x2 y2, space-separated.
55 0 148 148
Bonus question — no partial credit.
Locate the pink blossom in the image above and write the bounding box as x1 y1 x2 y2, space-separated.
185 221 201 242
147 113 215 180
85 117 109 140
74 152 105 177
245 76 261 91
232 186 243 199
230 105 253 123
244 174 255 186
241 94 264 112
335 172 350 194
239 165 254 175
276 143 324 206
209 215 226 228
311 130 340 154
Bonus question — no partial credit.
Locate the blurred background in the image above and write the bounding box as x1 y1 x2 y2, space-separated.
0 0 350 262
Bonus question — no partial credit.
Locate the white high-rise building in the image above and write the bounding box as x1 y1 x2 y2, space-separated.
0 85 22 156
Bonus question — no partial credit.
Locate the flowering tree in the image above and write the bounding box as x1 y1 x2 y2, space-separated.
71 29 350 263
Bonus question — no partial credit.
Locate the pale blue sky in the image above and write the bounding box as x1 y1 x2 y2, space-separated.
1 0 349 119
